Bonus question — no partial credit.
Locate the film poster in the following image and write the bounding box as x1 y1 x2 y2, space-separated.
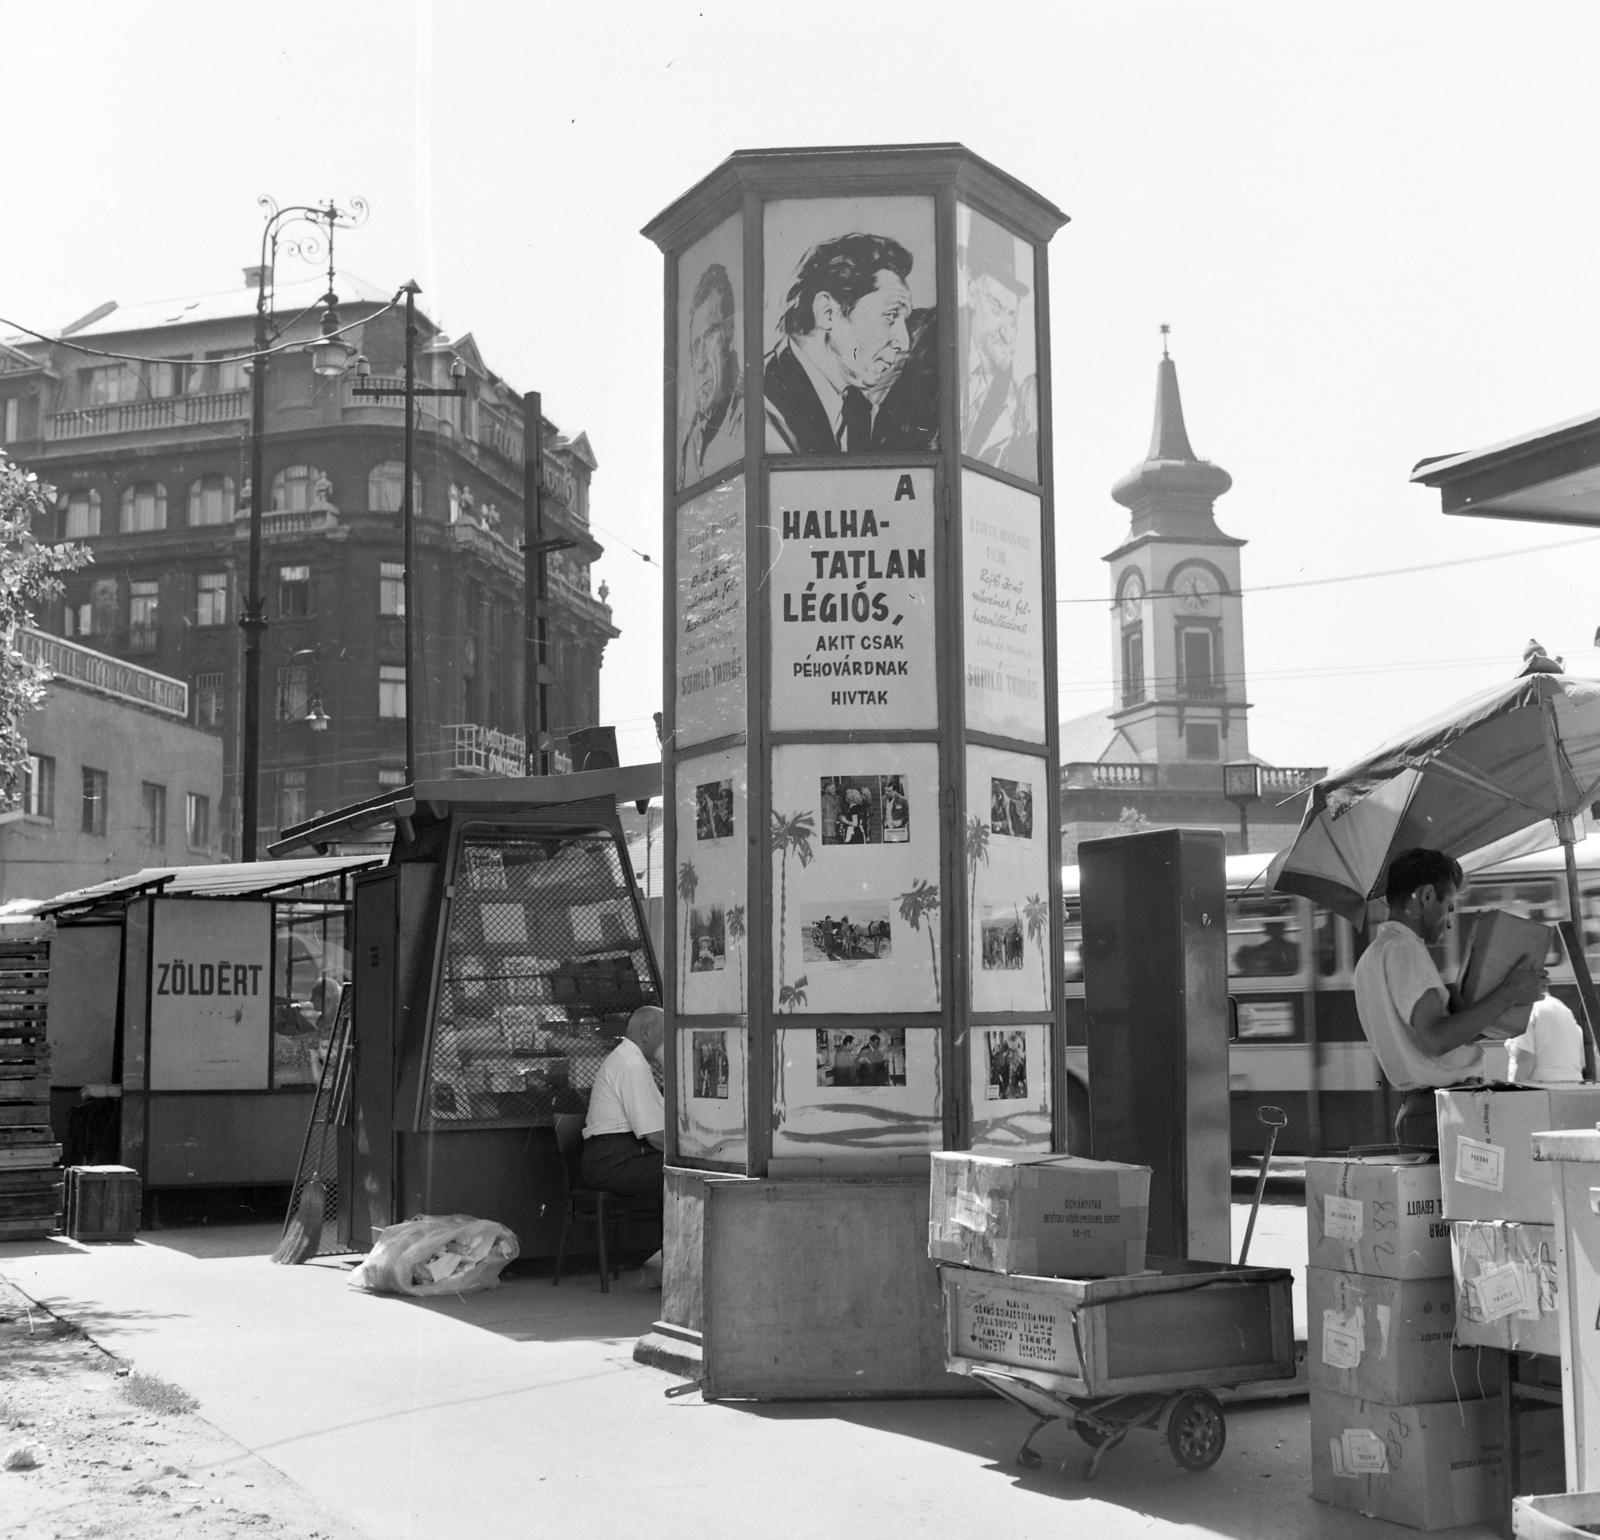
676 213 744 492
957 204 1038 483
969 1024 1052 1156
963 470 1046 742
675 476 746 747
676 1025 747 1165
674 746 747 1016
967 744 1051 1013
768 466 936 732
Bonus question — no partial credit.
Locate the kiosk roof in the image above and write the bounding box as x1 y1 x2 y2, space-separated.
38 854 385 915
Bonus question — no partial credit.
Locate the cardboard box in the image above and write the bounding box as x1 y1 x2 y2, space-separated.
1460 908 1554 1038
1450 1219 1561 1357
1305 1156 1451 1280
928 1152 1150 1278
1308 1266 1499 1404
1437 1086 1600 1224
1311 1391 1562 1531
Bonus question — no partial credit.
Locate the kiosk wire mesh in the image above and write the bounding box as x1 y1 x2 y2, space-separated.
425 830 658 1127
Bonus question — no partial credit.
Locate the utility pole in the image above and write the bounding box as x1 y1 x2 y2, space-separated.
240 281 269 862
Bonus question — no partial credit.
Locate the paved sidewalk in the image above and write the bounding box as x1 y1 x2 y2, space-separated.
0 1205 1500 1540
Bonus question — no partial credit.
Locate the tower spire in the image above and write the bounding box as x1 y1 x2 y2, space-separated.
1110 334 1232 521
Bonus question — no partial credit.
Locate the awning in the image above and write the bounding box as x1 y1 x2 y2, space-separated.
268 762 664 857
1412 407 1600 526
39 854 385 916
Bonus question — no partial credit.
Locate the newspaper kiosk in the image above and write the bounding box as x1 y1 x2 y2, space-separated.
270 765 663 1255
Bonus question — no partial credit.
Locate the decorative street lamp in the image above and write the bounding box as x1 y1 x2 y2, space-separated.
240 195 366 862
1223 760 1263 853
350 281 467 784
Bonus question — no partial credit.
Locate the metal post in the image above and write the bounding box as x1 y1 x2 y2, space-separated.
240 286 269 862
1238 804 1249 853
402 282 418 785
521 390 547 775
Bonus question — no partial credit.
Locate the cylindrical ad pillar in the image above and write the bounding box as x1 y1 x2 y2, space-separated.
646 144 1068 1179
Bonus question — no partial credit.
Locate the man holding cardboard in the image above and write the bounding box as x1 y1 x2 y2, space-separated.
1355 848 1546 1148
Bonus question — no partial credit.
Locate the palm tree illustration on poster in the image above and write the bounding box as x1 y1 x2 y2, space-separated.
674 746 747 1017
769 741 940 1015
967 743 1051 1013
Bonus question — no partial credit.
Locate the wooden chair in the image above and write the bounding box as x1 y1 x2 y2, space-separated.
552 1114 653 1293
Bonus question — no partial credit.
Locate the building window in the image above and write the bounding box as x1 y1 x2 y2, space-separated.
1186 723 1221 761
119 483 167 534
379 664 407 719
186 792 210 850
278 564 310 617
81 768 107 836
2 398 18 443
1179 627 1217 700
195 672 224 728
82 365 140 406
204 352 247 394
187 475 236 527
1121 629 1145 708
63 601 92 638
197 573 228 627
279 769 307 831
64 489 101 539
142 782 167 846
379 562 405 616
378 767 406 790
462 673 476 722
277 664 310 722
23 755 54 820
368 461 421 514
129 580 159 652
271 465 324 513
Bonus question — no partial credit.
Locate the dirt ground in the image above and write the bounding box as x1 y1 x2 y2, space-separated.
0 1275 365 1540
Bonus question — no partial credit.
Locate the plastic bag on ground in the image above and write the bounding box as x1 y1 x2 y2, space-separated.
347 1214 519 1297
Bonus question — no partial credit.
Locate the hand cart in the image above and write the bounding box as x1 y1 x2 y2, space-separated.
939 1257 1297 1481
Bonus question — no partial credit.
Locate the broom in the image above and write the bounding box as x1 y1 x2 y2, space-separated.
272 1177 326 1265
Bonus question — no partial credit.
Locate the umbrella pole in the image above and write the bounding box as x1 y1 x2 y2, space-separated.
1559 829 1600 1081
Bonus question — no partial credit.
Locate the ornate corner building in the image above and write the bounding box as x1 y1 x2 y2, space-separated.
1058 347 1323 861
0 271 618 855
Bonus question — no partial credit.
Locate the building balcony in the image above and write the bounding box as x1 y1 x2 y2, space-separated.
126 623 160 655
1060 761 1325 796
234 507 341 540
48 389 249 440
1062 761 1158 790
1178 684 1224 701
1260 766 1325 795
447 722 527 777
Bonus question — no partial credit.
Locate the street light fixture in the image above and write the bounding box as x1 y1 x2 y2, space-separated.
240 194 366 862
351 280 467 784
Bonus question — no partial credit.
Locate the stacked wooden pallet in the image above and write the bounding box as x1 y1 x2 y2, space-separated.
0 936 60 1240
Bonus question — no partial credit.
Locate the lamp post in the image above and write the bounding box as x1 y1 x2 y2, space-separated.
240 196 364 862
351 282 466 784
1223 761 1263 854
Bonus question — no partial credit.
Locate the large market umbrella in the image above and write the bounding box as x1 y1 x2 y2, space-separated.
1268 666 1600 936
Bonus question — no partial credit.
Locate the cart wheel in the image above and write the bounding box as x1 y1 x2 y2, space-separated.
1166 1392 1226 1472
1075 1419 1110 1449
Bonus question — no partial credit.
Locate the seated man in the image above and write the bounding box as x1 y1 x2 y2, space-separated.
1507 982 1586 1085
581 1004 665 1206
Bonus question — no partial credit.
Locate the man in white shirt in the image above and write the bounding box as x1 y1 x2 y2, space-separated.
1507 985 1587 1084
1354 847 1544 1148
581 1004 666 1204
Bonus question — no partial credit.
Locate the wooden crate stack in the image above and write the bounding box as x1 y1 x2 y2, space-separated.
0 935 61 1240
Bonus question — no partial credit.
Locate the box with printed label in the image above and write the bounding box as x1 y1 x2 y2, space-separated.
1450 1219 1561 1356
1305 1156 1451 1280
928 1152 1150 1278
1308 1266 1499 1404
1310 1391 1562 1531
1437 1087 1600 1224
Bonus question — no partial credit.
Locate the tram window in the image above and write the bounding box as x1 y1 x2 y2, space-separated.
1063 905 1084 984
1581 884 1600 978
1457 879 1566 969
1229 895 1302 978
1314 910 1340 978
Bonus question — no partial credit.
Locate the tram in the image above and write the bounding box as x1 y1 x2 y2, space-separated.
1060 834 1600 1158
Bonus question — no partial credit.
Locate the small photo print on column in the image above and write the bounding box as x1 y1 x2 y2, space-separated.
696 779 735 840
981 905 1025 970
984 1029 1028 1101
801 904 891 964
989 777 1033 839
819 774 909 844
689 905 726 972
816 1027 907 1087
692 1030 730 1099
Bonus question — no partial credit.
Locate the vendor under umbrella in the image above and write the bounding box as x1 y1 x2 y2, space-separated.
1354 846 1546 1147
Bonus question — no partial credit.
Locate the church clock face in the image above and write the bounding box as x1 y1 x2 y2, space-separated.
1176 571 1215 613
1118 572 1144 623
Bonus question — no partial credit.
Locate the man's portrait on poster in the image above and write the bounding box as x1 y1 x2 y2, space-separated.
959 206 1038 482
678 258 744 490
763 204 940 457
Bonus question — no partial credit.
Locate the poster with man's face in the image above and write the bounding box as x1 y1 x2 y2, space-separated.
957 204 1038 482
763 197 939 457
676 213 743 492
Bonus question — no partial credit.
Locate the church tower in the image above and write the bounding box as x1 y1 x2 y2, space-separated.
1105 340 1248 768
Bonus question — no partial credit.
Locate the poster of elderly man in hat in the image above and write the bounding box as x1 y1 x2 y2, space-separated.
958 204 1038 482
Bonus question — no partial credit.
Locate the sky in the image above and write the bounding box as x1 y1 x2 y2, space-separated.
5 2 1599 773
